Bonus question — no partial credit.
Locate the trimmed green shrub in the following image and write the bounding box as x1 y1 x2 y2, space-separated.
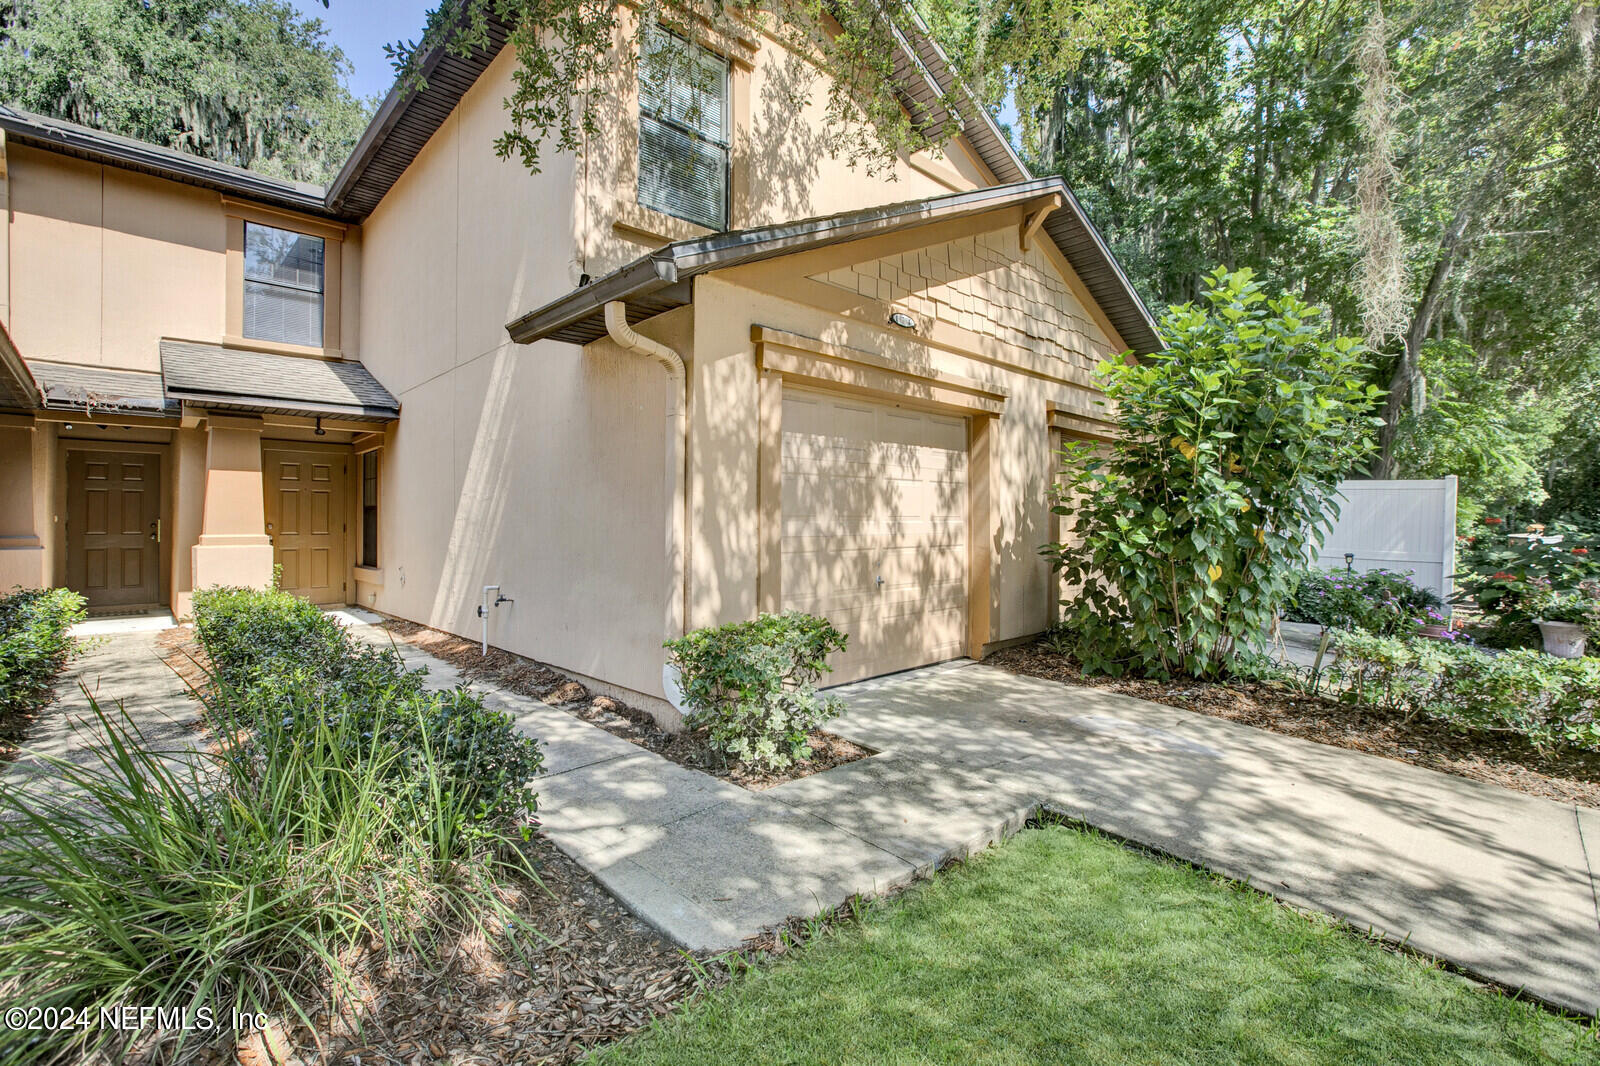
190 584 347 686
1043 268 1380 680
191 586 543 833
1283 568 1445 637
1328 629 1600 755
665 612 847 771
0 586 86 718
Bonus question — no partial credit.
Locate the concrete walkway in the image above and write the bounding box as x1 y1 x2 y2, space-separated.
343 616 1600 1016
4 623 203 788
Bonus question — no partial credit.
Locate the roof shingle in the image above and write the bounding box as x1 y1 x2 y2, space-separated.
160 341 399 421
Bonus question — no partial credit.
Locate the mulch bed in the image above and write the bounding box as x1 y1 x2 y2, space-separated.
378 618 872 790
252 839 728 1066
990 641 1600 810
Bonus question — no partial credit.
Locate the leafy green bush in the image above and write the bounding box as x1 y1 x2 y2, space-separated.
1044 267 1380 679
1525 589 1597 626
0 586 86 717
192 586 543 833
1325 630 1453 713
1328 630 1600 754
1283 568 1445 636
0 695 532 1065
190 584 346 686
665 612 847 771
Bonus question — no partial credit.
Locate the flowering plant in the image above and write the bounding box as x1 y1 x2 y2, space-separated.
1528 590 1598 626
1283 568 1443 636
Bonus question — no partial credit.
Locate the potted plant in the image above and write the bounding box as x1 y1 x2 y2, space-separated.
1529 591 1594 659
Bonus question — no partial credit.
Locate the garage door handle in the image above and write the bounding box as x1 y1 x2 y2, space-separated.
876 575 884 587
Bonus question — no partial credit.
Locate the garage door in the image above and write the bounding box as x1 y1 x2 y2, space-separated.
780 389 968 683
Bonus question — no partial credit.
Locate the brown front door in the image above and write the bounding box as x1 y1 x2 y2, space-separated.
263 446 348 606
66 450 163 609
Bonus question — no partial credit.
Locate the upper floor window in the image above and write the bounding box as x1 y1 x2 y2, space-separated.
244 222 325 347
638 27 730 231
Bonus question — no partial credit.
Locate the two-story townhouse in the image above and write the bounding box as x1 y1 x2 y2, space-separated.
0 10 1159 723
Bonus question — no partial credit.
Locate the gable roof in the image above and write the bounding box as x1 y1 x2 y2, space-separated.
0 12 1157 349
325 13 514 218
505 177 1162 355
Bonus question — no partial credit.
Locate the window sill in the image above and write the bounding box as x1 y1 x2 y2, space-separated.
353 566 384 586
223 335 344 361
613 201 718 246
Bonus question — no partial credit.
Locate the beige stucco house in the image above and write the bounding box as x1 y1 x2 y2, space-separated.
0 12 1157 722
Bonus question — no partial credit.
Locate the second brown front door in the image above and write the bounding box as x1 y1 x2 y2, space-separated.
65 449 163 609
263 446 348 606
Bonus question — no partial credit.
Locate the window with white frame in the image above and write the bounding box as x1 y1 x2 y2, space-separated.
244 222 325 347
637 26 730 231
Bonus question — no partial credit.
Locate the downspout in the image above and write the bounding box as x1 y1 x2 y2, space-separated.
603 301 688 645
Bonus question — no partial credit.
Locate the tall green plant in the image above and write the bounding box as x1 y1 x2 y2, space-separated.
1044 267 1380 679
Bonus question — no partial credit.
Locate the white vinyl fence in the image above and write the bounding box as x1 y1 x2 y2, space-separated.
1312 477 1458 606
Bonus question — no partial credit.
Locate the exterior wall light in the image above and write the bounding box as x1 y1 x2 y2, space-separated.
888 311 916 330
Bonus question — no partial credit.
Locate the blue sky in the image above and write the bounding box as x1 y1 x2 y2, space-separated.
290 1 436 101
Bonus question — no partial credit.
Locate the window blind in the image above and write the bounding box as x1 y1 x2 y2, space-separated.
638 28 730 231
244 223 325 347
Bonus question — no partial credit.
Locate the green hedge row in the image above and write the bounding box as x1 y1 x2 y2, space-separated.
0 586 85 718
1329 629 1600 755
192 585 545 830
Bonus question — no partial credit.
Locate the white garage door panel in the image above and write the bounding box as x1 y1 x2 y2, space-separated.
780 389 969 683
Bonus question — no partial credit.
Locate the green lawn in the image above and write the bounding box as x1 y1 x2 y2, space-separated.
594 825 1596 1066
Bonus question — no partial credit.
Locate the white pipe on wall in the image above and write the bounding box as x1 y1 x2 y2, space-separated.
603 301 688 645
479 584 500 655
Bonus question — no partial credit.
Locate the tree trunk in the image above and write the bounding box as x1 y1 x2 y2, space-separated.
1372 205 1474 477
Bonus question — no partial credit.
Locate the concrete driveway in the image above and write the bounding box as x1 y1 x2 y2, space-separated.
353 616 1599 1018
828 660 1600 1017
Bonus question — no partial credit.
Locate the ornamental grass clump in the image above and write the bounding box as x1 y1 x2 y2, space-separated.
665 612 847 771
1043 267 1381 679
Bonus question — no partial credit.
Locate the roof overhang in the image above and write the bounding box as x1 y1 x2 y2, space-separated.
506 177 1161 353
26 360 178 418
0 320 40 412
326 12 514 218
0 106 334 219
160 341 400 422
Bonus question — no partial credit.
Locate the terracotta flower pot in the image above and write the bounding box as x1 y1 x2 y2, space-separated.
1536 620 1588 659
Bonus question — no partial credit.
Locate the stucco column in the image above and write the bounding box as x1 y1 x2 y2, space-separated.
190 414 274 592
0 416 45 589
